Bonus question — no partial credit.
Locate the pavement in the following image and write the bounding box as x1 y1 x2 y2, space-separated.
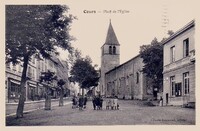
6 98 72 117
6 99 195 126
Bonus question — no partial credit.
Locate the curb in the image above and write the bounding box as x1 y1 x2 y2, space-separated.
6 98 70 105
6 102 72 117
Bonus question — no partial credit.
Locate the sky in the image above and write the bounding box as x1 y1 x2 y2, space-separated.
58 0 196 67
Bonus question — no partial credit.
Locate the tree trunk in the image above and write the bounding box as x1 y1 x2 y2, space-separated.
16 55 29 118
45 87 51 110
59 88 64 106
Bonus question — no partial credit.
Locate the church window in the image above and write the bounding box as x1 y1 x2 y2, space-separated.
109 46 112 54
113 46 116 54
119 79 121 88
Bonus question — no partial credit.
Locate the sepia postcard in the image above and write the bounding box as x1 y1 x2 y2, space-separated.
1 0 200 130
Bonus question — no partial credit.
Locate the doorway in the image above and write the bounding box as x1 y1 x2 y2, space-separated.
166 93 168 105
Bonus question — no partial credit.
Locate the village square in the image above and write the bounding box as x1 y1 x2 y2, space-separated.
4 3 196 126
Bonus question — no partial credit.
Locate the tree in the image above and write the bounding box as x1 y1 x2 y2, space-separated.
55 59 69 106
57 79 66 106
167 30 174 36
67 48 82 67
40 70 57 110
6 5 74 118
139 38 163 98
70 56 99 97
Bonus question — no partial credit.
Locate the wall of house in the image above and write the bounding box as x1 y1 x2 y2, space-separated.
5 54 69 102
163 27 195 66
163 25 195 106
163 63 195 105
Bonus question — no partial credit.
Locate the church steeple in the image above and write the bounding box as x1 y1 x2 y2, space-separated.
100 20 120 96
105 20 120 45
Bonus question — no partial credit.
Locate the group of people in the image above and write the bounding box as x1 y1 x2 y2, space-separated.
105 98 119 110
72 94 119 110
92 95 103 110
72 94 88 110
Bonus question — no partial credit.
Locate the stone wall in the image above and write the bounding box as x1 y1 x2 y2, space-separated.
105 55 152 100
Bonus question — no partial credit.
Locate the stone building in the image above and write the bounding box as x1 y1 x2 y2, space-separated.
5 54 69 102
162 20 195 106
105 55 152 99
6 55 37 102
100 21 152 99
100 20 120 96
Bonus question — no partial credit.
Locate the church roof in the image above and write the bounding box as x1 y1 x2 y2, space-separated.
104 20 120 45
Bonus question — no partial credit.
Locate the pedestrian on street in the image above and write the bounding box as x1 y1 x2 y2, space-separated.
92 96 96 110
96 96 100 110
159 96 163 106
83 95 88 109
106 99 111 110
99 96 103 110
79 96 84 110
72 95 78 109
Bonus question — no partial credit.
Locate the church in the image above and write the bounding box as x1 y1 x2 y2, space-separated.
100 21 152 100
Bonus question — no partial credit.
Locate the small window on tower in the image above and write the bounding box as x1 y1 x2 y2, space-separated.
109 46 112 54
113 46 116 54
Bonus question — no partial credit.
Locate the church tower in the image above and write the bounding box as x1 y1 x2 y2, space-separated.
100 20 120 96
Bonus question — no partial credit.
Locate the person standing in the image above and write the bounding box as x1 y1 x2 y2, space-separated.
99 96 103 110
92 96 96 110
83 95 88 109
79 96 83 110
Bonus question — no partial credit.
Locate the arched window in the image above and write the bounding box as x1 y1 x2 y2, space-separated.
109 46 112 54
113 46 116 54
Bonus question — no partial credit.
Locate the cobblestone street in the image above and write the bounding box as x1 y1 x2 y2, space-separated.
6 99 195 126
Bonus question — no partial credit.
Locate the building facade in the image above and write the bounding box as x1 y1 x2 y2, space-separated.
162 20 195 106
5 54 69 102
100 21 152 99
105 55 152 100
6 55 38 102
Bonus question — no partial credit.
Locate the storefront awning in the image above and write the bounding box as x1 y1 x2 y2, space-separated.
38 83 43 87
50 88 56 91
29 83 37 87
10 79 20 85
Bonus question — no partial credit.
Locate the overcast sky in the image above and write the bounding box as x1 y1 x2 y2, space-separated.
58 0 196 67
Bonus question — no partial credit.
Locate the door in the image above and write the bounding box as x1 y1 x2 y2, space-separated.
166 93 168 104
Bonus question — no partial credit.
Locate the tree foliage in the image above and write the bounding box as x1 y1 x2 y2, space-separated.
39 70 57 110
67 48 82 67
70 56 99 89
139 38 163 91
40 70 57 84
6 5 75 64
167 30 174 36
6 5 74 118
57 79 66 88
